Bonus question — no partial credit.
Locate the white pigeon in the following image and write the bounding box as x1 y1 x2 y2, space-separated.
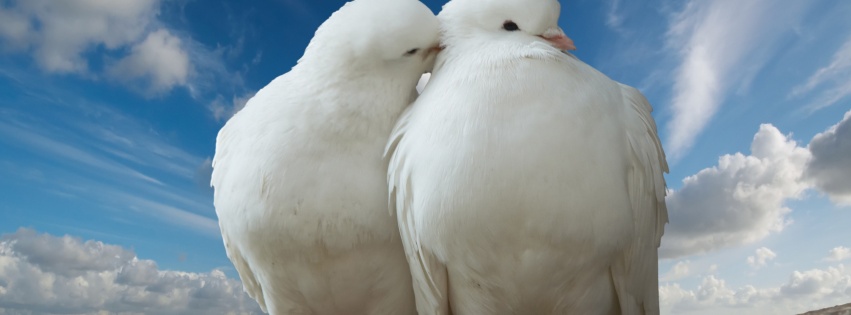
211 0 440 313
385 0 668 314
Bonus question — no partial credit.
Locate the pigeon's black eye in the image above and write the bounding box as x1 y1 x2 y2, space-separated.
404 48 419 56
503 21 520 31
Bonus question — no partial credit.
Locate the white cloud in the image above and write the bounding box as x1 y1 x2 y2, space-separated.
825 247 851 263
746 247 777 269
790 36 851 112
695 276 738 305
196 157 215 193
0 92 219 238
107 29 190 94
661 124 811 258
779 265 851 299
208 91 256 122
0 0 159 73
660 110 851 260
790 37 851 96
110 189 220 238
661 260 692 282
805 110 851 205
660 275 738 312
663 0 812 159
659 283 695 310
707 264 718 274
0 0 247 102
0 228 262 314
0 6 30 49
276 0 315 22
0 119 164 186
661 264 851 315
605 0 624 30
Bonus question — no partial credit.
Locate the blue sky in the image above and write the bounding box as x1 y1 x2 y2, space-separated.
1 0 850 314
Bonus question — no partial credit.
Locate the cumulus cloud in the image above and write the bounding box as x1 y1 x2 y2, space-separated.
659 275 739 312
0 0 197 94
661 124 811 258
805 110 851 205
778 265 851 300
107 29 190 94
0 0 159 73
0 228 261 315
746 247 777 269
824 247 851 263
663 0 811 159
660 108 851 259
661 264 851 315
0 0 247 101
661 260 692 282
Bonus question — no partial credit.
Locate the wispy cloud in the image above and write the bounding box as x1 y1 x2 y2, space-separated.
605 0 624 31
275 0 316 22
208 90 256 122
790 36 851 113
109 190 219 237
0 119 165 186
0 79 218 238
663 0 812 160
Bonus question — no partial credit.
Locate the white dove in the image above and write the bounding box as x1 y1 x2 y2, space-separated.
211 0 440 313
386 0 668 314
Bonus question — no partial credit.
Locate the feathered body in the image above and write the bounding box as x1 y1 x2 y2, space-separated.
386 0 668 314
211 0 439 314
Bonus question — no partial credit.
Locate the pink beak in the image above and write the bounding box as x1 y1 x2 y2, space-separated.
539 33 576 51
423 44 443 60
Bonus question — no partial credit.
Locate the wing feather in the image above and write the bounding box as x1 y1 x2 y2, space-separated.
211 115 268 312
222 233 267 313
385 106 450 315
612 83 668 315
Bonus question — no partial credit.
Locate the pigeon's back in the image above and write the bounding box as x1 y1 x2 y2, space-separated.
212 66 419 315
210 0 440 312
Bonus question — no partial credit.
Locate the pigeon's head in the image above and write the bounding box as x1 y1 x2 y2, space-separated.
302 0 441 73
437 0 575 52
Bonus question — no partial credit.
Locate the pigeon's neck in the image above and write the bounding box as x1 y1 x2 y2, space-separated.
437 36 568 73
297 57 400 83
303 62 414 102
294 61 416 136
436 40 517 69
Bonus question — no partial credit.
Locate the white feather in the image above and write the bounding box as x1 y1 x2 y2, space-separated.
211 0 439 313
386 0 668 314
